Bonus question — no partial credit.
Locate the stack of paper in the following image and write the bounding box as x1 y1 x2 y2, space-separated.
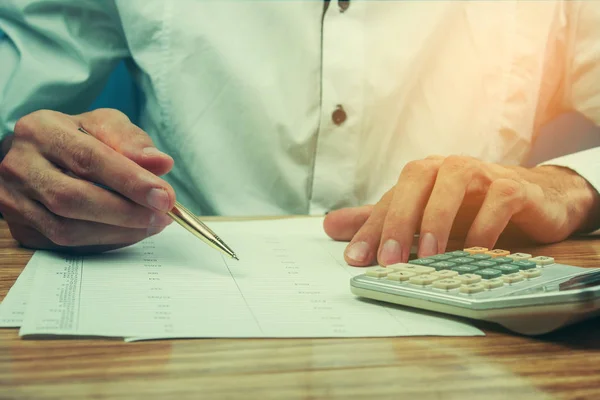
0 218 483 340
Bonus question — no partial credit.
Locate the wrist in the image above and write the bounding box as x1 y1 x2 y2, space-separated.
536 165 600 234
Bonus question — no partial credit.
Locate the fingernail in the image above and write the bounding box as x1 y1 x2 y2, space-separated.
143 147 170 158
380 239 403 265
345 241 370 263
147 188 170 212
419 232 438 258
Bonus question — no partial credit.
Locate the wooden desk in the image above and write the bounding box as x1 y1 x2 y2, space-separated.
1 219 600 400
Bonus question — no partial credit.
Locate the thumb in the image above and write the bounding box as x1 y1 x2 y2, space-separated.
76 109 174 176
323 205 374 241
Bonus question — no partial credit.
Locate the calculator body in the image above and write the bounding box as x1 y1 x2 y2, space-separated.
350 249 600 335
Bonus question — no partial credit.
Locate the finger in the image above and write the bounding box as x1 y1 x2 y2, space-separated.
3 195 169 248
377 159 442 266
23 160 173 229
464 179 528 248
76 109 174 176
343 191 394 267
23 117 176 213
7 223 138 254
323 205 373 241
418 156 489 258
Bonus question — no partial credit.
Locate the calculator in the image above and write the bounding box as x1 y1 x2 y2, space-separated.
350 247 600 335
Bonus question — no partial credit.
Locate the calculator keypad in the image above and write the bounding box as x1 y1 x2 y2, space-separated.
366 248 557 295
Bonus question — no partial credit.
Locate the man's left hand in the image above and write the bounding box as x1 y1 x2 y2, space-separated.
323 156 600 267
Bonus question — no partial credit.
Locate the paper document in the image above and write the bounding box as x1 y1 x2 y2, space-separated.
0 255 38 327
16 218 482 339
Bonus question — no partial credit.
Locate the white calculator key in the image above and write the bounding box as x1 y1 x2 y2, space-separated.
460 283 485 294
530 256 555 266
409 274 440 286
365 267 390 278
481 278 504 289
432 279 462 290
508 253 532 261
503 273 525 284
387 271 416 281
432 270 459 279
457 274 482 284
520 268 542 279
389 263 435 275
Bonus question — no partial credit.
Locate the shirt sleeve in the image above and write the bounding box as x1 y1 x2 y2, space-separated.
0 0 129 139
538 1 600 235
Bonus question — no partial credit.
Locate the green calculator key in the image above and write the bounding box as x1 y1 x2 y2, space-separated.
428 254 454 261
408 258 436 266
451 257 476 264
494 264 520 275
473 260 496 268
430 261 457 270
451 265 480 274
490 257 514 265
512 260 537 270
470 254 492 261
476 268 502 279
446 251 470 257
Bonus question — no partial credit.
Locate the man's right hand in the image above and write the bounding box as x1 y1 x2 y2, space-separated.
0 109 176 253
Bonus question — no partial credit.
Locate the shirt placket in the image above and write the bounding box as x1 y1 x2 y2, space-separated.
309 0 366 215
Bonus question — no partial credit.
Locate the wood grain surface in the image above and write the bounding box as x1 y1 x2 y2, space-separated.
1 219 599 400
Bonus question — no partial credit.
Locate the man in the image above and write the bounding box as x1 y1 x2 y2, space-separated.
0 0 599 267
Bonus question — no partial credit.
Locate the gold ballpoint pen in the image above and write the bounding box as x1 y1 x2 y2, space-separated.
167 202 238 260
77 127 238 260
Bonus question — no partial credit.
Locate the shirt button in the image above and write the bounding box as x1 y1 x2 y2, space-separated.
338 0 350 12
332 105 347 126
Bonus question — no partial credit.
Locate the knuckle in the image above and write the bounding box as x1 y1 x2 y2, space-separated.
490 179 523 200
0 190 18 218
425 154 445 161
44 219 72 246
70 145 100 177
13 111 42 139
423 206 453 227
92 108 129 122
20 206 39 228
441 155 474 174
85 109 130 136
0 152 24 181
120 174 141 197
401 159 431 178
382 218 412 239
14 110 59 142
41 183 72 217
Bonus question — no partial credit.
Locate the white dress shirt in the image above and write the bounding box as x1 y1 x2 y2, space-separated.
1 0 599 221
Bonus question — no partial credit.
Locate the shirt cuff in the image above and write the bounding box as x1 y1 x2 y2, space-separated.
538 147 600 235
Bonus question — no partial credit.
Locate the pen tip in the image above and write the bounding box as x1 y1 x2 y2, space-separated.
232 254 239 261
